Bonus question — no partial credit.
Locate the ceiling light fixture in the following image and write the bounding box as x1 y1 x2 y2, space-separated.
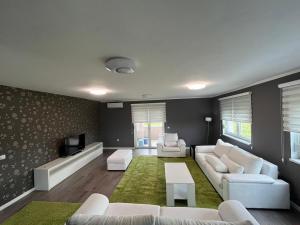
105 57 136 74
186 83 206 90
89 89 107 96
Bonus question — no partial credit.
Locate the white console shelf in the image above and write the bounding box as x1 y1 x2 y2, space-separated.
34 142 103 191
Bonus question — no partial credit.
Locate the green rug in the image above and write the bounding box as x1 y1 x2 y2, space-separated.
110 156 222 208
1 201 80 225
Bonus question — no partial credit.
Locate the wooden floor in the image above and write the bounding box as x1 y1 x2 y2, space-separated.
0 149 299 225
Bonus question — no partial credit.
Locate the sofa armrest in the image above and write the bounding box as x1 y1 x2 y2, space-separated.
157 143 164 151
218 200 260 225
195 145 215 153
178 139 186 147
73 193 109 216
223 174 275 184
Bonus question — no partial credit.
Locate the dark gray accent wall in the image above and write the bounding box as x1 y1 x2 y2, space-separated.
0 85 101 206
100 98 214 147
212 72 300 206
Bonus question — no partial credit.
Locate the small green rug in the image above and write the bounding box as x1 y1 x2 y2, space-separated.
1 201 80 225
110 156 222 208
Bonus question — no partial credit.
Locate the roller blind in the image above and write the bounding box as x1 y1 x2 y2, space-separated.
131 103 166 123
280 84 300 132
219 92 252 123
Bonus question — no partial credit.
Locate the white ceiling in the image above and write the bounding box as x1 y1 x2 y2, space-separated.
1 0 300 102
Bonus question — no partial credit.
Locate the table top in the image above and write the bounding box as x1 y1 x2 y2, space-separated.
164 163 195 184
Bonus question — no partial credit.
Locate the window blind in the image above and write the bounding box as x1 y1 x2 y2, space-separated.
131 103 166 123
280 84 300 132
219 92 252 123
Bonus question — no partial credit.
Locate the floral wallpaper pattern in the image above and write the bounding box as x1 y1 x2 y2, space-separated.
0 85 101 206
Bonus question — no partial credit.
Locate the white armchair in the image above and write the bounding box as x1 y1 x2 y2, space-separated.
157 133 186 157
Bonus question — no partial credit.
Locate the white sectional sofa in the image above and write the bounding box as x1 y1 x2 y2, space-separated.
67 193 260 225
195 139 290 209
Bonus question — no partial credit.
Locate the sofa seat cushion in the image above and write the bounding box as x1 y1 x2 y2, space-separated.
160 207 221 221
220 155 244 174
206 155 228 173
228 147 263 174
107 150 132 164
222 174 275 184
105 203 160 217
213 139 234 158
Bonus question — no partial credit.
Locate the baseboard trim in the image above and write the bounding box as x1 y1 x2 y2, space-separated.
291 201 300 212
0 188 35 211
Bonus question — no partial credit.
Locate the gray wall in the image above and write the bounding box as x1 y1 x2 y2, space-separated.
212 72 300 206
100 98 214 147
0 85 101 206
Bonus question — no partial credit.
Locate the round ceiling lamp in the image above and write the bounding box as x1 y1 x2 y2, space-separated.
105 57 136 74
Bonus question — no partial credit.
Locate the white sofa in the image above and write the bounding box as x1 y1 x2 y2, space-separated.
68 193 260 225
195 139 290 209
157 133 186 157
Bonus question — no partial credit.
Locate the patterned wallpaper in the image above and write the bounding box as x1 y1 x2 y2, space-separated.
0 85 101 206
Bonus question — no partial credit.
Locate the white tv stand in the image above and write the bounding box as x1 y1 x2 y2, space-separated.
34 142 103 191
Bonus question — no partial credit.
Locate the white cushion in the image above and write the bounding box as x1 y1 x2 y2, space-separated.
228 147 263 174
165 141 178 147
213 139 234 158
105 203 160 217
160 207 221 221
222 174 275 184
164 133 178 143
205 155 228 173
220 154 244 174
162 147 181 152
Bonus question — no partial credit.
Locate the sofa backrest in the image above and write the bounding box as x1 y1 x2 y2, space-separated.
227 147 263 174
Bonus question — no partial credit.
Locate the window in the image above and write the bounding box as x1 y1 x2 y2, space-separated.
131 103 166 148
279 80 300 163
219 92 252 144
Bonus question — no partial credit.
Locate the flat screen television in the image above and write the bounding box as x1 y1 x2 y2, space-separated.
60 133 85 156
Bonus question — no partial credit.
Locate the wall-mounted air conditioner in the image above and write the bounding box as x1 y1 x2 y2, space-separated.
107 102 124 109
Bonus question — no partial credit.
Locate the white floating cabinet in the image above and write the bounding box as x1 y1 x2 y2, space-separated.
34 142 103 191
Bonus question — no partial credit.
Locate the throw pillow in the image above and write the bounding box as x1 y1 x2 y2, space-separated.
205 155 228 173
220 154 244 174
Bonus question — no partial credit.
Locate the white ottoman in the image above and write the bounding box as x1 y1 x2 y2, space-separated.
107 149 133 170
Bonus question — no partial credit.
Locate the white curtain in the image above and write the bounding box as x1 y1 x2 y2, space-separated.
131 103 166 123
219 92 252 123
281 84 300 132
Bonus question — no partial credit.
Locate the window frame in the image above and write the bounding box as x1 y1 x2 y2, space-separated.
222 120 252 145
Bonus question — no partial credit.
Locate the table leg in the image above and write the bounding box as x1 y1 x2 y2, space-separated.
187 183 196 207
166 183 175 206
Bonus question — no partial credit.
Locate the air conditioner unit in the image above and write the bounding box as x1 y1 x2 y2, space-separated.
107 102 123 109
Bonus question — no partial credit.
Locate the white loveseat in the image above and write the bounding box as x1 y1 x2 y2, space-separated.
68 193 260 225
195 139 290 209
157 133 186 157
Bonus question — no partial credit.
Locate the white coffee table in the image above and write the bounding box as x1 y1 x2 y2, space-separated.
164 163 196 207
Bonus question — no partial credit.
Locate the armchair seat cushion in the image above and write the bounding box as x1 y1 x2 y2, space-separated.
162 147 181 152
165 141 178 147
